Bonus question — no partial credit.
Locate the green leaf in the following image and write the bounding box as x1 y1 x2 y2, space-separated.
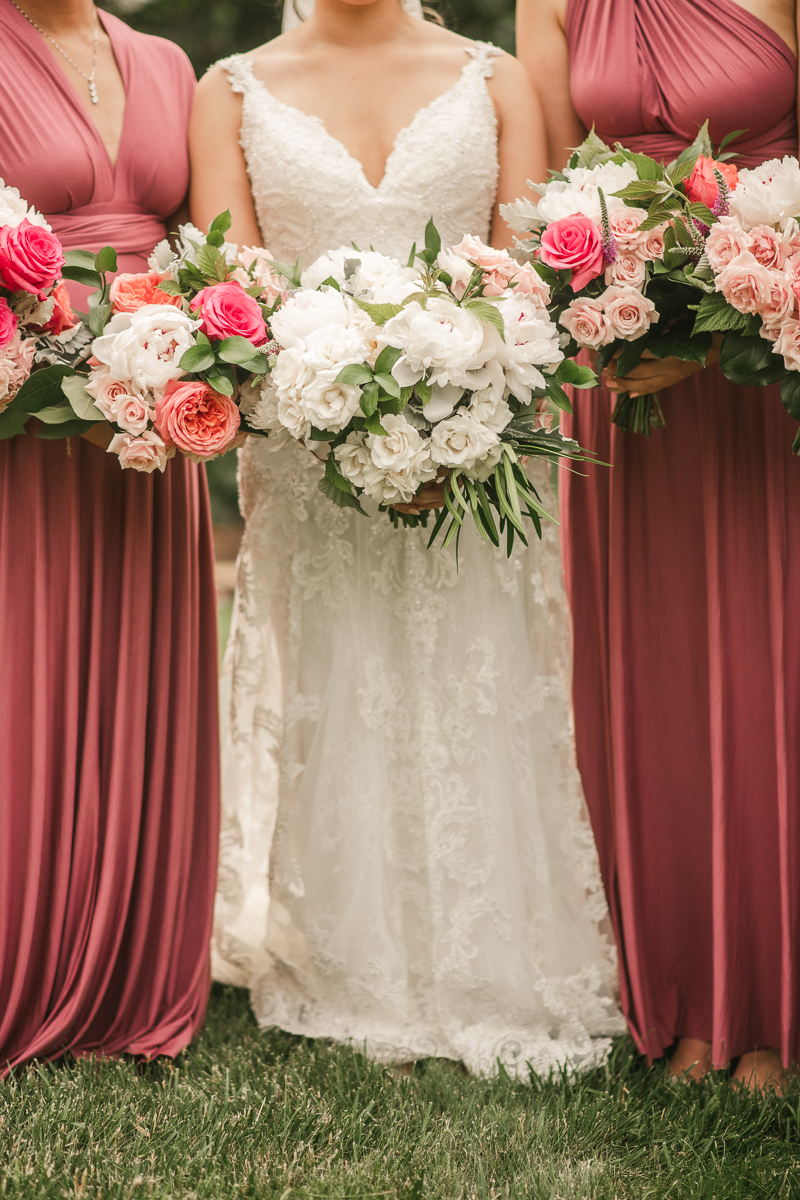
353 299 403 325
555 360 597 389
35 418 94 439
206 366 236 395
334 362 374 387
63 249 97 272
179 344 216 373
463 299 505 340
318 275 341 292
61 264 103 289
569 127 614 171
718 128 747 154
95 246 118 275
12 364 75 414
406 242 417 269
359 380 380 418
36 402 81 424
218 336 265 365
195 244 221 278
87 296 112 337
781 373 800 422
319 454 366 515
208 209 233 236
0 406 31 439
308 427 338 442
719 333 785 387
364 411 389 436
681 120 714 164
424 219 442 259
615 334 649 379
612 180 667 201
545 381 573 414
416 380 432 406
61 374 104 421
668 154 699 187
373 372 401 399
206 230 224 248
627 153 664 182
378 391 406 416
691 293 750 334
157 280 183 296
374 344 402 376
687 202 717 227
646 330 713 365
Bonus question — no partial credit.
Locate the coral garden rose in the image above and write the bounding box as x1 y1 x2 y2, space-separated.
684 155 739 208
0 218 64 296
715 251 774 314
559 297 612 348
154 377 241 459
539 214 605 290
191 281 267 346
602 285 658 340
110 272 183 313
108 429 171 473
705 215 751 271
0 296 18 349
30 282 77 336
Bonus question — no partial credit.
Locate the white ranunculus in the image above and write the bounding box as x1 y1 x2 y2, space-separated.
496 294 564 404
271 288 361 349
428 411 500 472
0 180 50 229
729 157 800 229
92 305 201 393
301 369 363 432
383 296 495 392
535 160 637 224
334 431 371 488
468 387 513 433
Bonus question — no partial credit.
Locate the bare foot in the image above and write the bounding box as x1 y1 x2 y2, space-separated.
732 1048 787 1095
669 1038 713 1082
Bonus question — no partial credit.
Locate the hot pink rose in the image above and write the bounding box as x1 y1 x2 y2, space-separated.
154 378 241 459
0 218 64 296
715 251 773 314
774 317 800 371
601 284 658 340
705 216 751 272
108 429 171 473
0 297 18 349
684 156 739 207
110 272 184 313
747 225 788 270
605 252 647 288
559 297 612 348
540 214 605 290
191 281 267 346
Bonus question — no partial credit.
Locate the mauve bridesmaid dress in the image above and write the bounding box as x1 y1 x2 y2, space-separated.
0 2 219 1071
561 0 800 1067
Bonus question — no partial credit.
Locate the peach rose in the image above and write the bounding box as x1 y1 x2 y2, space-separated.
602 284 658 340
759 272 794 327
715 251 773 314
774 317 800 370
154 378 241 459
684 156 739 208
559 297 612 348
706 216 750 272
108 429 172 473
605 252 647 288
540 214 605 290
747 225 788 270
109 272 183 313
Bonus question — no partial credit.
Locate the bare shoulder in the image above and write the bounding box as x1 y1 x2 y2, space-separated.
516 0 570 29
487 50 536 92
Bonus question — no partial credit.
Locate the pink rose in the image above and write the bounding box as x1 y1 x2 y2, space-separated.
559 297 612 348
609 207 648 247
234 246 287 305
109 429 172 473
452 235 522 296
154 378 241 459
684 156 739 207
85 368 138 420
715 251 773 314
605 252 647 288
639 224 668 262
747 225 788 270
115 393 153 435
774 317 800 370
539 214 605 290
705 216 751 272
0 218 64 296
0 297 18 349
601 284 658 340
759 272 794 328
191 281 267 346
0 331 33 408
110 272 184 313
509 261 551 307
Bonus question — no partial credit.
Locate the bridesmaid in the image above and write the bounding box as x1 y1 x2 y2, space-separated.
518 0 800 1092
0 0 219 1071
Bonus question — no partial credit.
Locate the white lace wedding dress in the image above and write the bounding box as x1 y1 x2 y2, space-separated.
213 43 624 1077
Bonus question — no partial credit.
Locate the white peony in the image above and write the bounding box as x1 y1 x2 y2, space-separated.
302 248 420 304
383 296 496 392
729 157 800 230
92 305 201 393
271 288 361 349
533 160 637 224
0 180 50 229
496 294 564 405
300 322 371 375
428 410 501 473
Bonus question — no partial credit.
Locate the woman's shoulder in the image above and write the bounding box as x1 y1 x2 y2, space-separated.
103 12 196 87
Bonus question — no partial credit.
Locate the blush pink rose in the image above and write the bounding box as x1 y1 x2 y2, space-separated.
0 218 64 296
759 272 794 328
609 207 648 248
0 296 18 349
110 272 184 313
115 392 153 435
509 261 551 307
639 223 668 262
747 225 788 270
705 216 751 272
715 251 773 314
0 331 34 408
234 247 287 305
774 317 800 370
108 429 171 473
539 214 605 290
602 284 658 340
452 235 523 296
191 281 267 346
605 252 647 288
154 378 241 459
85 367 137 419
684 156 739 207
559 297 612 348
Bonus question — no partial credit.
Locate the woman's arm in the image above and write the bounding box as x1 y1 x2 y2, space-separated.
488 53 548 248
189 65 263 247
516 0 586 171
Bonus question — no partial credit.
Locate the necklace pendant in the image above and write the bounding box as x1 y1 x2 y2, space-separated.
89 82 98 105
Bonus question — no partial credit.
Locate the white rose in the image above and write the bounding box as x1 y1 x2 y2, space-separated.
334 432 371 488
108 429 171 473
301 369 362 432
428 411 500 472
730 157 800 229
360 413 436 504
92 306 201 393
383 296 495 391
496 295 564 404
468 387 513 433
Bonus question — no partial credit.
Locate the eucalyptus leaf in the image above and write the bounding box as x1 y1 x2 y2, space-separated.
61 373 104 421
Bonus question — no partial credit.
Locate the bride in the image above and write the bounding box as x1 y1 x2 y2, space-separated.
190 0 624 1076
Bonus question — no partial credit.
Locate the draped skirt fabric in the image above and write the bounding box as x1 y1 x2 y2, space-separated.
0 431 220 1071
561 368 800 1067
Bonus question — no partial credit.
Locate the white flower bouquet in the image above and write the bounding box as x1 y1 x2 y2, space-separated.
246 222 597 553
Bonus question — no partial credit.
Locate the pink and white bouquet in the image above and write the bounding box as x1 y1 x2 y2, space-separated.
245 221 597 552
0 180 86 441
501 125 740 435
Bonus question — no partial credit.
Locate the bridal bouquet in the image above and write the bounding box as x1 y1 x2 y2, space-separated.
501 124 739 435
244 221 597 552
3 211 282 470
0 180 88 440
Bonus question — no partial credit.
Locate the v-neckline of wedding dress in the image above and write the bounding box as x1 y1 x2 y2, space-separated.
233 48 484 194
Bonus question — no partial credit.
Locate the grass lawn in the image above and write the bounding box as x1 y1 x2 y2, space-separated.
1 985 799 1199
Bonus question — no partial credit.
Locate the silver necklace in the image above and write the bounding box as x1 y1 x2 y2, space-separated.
12 2 99 104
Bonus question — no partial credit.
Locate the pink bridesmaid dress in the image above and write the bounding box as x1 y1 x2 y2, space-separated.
0 2 219 1070
562 0 800 1068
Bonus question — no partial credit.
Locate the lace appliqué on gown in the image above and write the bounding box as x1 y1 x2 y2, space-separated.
212 42 624 1077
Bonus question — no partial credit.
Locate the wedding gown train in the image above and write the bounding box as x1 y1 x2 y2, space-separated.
212 43 624 1076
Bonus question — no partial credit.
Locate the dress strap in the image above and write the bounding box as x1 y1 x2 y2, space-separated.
215 53 256 96
466 41 504 79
